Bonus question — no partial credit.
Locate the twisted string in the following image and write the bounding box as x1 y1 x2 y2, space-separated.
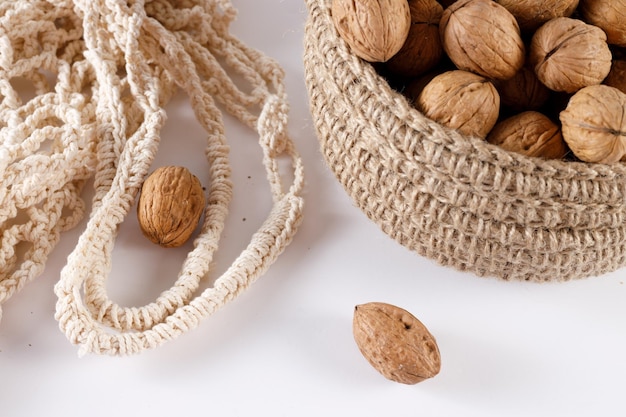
0 0 96 321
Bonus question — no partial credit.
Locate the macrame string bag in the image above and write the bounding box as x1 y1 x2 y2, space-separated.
0 0 304 355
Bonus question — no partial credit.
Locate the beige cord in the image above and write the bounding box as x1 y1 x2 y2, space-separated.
0 0 304 355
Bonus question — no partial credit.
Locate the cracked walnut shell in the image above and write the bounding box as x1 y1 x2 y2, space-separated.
137 166 206 247
529 18 613 93
439 0 525 80
559 85 626 164
331 0 411 62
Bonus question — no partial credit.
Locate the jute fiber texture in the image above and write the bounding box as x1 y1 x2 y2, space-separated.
303 0 626 281
0 0 304 355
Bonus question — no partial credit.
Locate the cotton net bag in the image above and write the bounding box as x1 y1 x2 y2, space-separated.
0 0 304 355
303 0 626 282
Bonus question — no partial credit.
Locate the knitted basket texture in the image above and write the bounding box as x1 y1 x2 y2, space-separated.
303 0 626 281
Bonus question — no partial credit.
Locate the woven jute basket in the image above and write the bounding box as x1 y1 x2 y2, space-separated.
303 0 626 281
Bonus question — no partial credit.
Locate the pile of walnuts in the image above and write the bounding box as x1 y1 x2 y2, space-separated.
331 0 626 164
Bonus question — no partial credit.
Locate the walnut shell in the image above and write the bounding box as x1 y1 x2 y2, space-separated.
385 0 444 78
487 111 568 159
604 60 626 94
494 0 579 33
353 302 441 385
416 70 500 138
579 0 626 47
137 166 206 247
559 85 626 164
496 66 551 111
439 0 525 80
331 0 411 62
529 17 613 93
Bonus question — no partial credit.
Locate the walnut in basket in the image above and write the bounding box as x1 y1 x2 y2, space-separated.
331 0 411 62
559 85 626 164
529 17 612 93
385 0 444 78
494 0 579 33
604 60 626 94
487 111 568 159
496 66 551 112
579 0 626 47
416 70 500 138
439 0 525 80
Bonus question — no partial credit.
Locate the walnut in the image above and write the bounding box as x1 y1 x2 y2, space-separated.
416 70 500 138
604 60 626 94
559 85 626 164
496 66 551 111
494 0 579 33
579 0 626 47
385 0 444 78
487 111 567 159
353 302 441 385
137 166 206 247
331 0 411 62
529 17 613 93
439 0 525 80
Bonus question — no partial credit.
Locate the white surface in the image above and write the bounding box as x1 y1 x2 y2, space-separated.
1 1 626 416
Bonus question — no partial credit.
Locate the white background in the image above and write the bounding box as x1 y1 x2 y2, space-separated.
1 1 625 416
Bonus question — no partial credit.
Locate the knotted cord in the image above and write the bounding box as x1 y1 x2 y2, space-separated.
0 0 304 355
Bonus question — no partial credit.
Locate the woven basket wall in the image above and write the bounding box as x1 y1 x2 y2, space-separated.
303 0 626 281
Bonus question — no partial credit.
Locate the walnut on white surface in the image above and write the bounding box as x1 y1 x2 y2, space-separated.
353 302 441 385
137 166 206 247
